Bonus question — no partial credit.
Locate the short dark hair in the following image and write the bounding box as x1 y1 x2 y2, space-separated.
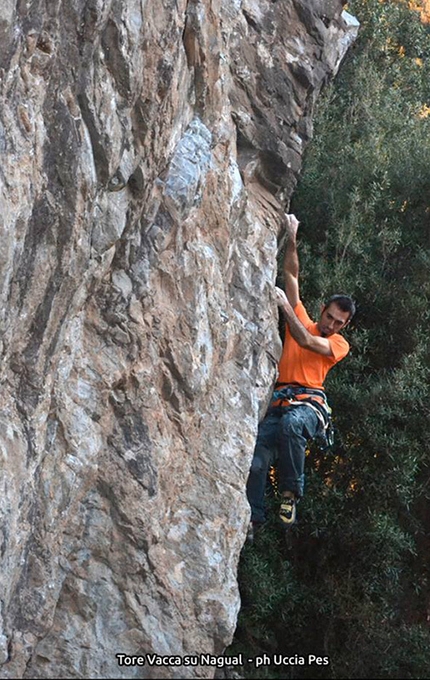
324 294 356 321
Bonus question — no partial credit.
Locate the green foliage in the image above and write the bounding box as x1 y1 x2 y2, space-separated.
232 1 430 677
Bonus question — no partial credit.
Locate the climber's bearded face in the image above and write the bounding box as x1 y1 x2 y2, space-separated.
318 303 350 337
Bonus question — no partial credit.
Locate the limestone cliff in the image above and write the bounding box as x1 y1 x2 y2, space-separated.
0 1 358 678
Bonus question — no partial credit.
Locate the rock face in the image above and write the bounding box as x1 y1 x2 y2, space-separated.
0 1 357 678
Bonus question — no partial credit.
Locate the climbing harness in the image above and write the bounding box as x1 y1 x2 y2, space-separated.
271 383 335 450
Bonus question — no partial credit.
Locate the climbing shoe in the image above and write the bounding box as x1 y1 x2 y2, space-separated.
279 495 296 527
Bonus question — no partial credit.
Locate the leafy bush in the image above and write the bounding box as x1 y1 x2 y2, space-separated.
232 2 430 677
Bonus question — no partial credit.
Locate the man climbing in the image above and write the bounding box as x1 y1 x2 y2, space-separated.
246 214 355 537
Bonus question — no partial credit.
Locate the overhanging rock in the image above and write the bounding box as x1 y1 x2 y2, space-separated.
0 1 357 677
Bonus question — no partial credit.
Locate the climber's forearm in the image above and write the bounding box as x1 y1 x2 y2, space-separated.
275 287 333 357
282 214 300 307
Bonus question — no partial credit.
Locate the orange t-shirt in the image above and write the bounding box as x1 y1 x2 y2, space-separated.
277 301 349 390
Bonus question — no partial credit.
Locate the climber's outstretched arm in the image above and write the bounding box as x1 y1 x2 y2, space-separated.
282 214 300 308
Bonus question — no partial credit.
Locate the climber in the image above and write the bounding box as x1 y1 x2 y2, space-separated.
246 213 355 538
